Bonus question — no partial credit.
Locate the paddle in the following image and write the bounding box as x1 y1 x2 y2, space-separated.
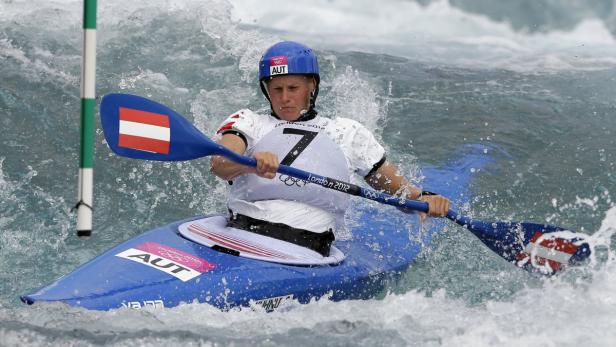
100 93 591 275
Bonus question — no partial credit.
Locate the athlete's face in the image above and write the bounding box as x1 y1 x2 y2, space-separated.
266 75 315 121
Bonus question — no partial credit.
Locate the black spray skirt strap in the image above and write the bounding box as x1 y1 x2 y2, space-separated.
226 211 335 257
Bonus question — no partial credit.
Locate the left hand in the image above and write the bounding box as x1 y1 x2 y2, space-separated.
395 193 450 221
418 194 450 222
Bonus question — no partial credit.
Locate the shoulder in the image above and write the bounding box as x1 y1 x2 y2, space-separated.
324 117 375 142
219 109 268 126
324 117 385 175
216 109 275 146
329 116 363 128
216 109 273 132
331 117 374 133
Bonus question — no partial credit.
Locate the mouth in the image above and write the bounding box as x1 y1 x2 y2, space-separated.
280 106 296 112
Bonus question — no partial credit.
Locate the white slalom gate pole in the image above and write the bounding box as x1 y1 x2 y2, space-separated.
76 0 97 237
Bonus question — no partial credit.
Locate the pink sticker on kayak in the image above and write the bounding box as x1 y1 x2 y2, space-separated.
135 242 216 273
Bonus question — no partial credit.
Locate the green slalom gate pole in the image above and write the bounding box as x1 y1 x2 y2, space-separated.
76 0 97 237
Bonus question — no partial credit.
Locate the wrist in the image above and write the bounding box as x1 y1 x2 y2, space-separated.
409 188 422 200
412 190 437 200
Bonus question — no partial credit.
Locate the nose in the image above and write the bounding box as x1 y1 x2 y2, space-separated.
280 88 290 103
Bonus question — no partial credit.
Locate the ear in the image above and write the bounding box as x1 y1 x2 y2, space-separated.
308 77 316 93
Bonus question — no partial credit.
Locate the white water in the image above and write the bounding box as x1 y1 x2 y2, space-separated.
228 0 616 72
2 0 616 345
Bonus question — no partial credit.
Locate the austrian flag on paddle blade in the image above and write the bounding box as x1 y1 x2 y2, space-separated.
515 231 579 272
118 107 170 154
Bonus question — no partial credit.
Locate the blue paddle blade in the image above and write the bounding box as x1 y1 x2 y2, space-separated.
100 93 225 161
464 219 591 275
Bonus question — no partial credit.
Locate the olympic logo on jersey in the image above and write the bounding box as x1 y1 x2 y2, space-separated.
279 174 307 187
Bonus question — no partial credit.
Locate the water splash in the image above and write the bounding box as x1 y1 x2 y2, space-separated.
2 0 616 345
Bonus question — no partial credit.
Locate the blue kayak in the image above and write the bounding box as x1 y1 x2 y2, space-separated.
21 146 490 311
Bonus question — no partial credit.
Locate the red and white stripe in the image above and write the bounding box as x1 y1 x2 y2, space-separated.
516 232 579 271
217 121 235 134
188 223 295 260
118 107 170 154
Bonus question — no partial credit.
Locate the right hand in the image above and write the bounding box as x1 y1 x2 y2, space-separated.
420 194 450 218
250 151 279 179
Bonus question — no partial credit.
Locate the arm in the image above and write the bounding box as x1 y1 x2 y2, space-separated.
210 133 279 180
365 160 422 199
364 160 450 217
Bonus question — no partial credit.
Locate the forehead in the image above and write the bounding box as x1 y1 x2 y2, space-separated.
267 75 309 86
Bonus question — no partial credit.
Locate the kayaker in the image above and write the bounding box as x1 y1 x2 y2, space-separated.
211 41 449 257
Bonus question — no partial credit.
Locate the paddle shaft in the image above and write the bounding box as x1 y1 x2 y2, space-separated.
220 148 543 252
218 145 467 220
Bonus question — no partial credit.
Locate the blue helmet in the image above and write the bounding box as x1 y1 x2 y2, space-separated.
258 41 320 113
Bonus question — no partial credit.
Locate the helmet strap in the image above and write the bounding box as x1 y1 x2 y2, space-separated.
260 80 271 102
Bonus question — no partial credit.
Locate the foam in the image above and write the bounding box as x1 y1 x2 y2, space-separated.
227 0 616 71
1 1 615 345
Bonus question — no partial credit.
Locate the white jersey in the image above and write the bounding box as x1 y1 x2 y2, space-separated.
215 109 385 233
